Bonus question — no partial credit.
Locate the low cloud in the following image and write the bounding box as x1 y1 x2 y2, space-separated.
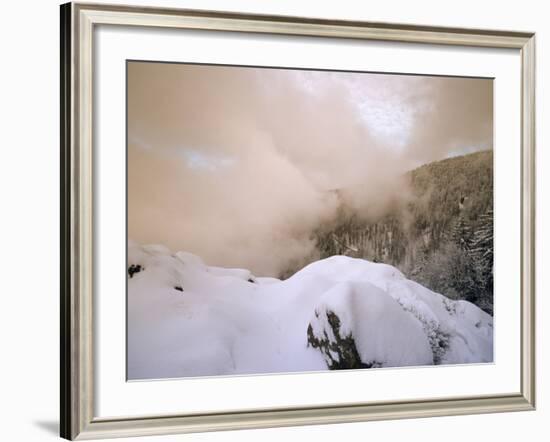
128 62 492 276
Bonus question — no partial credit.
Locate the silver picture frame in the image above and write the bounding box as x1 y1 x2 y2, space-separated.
60 2 536 440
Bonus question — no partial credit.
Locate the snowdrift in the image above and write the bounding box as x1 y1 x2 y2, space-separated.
127 242 493 380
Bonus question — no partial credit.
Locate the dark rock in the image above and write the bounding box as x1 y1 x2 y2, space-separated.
128 264 143 278
174 286 183 292
307 309 376 370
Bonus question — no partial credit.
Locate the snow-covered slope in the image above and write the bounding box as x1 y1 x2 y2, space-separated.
127 241 493 380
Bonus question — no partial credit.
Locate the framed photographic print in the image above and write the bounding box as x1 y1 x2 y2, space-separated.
60 2 536 440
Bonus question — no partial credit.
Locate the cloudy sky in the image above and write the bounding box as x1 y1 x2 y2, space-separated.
128 61 493 277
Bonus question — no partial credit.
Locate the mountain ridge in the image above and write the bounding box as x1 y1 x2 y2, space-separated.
313 150 494 313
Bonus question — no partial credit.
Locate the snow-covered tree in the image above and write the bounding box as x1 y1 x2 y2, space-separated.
451 215 473 251
470 208 494 312
471 209 493 275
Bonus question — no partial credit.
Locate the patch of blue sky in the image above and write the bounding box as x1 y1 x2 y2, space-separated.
289 70 416 152
179 148 236 172
446 144 491 159
356 100 412 150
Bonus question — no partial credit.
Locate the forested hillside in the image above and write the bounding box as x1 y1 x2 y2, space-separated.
315 150 494 314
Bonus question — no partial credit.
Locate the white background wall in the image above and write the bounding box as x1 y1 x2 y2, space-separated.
0 0 547 441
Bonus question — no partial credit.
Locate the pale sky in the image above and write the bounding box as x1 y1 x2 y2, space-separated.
128 61 493 276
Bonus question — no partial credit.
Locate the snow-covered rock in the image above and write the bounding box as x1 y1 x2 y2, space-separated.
127 242 493 379
307 281 434 369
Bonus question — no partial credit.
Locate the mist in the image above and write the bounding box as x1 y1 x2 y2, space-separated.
128 62 493 277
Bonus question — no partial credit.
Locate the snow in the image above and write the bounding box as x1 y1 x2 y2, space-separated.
127 242 493 379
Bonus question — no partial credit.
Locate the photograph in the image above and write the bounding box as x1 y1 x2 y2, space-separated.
126 61 494 380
